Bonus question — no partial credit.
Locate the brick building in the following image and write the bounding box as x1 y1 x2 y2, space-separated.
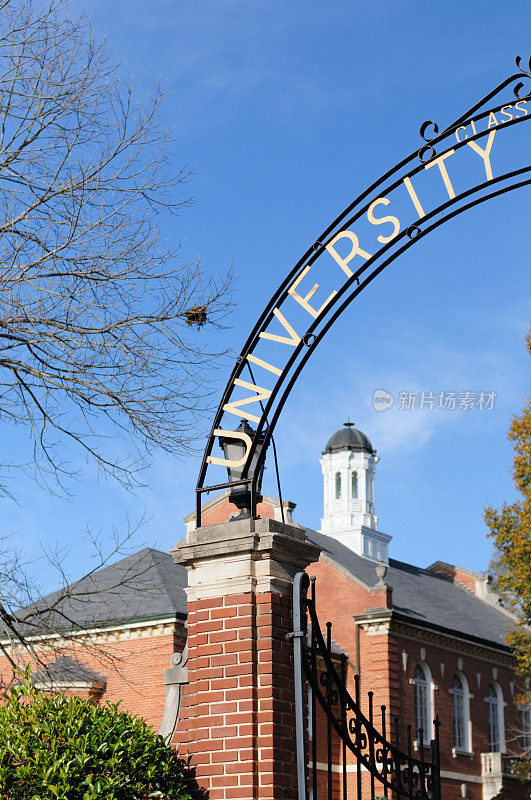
2 423 529 800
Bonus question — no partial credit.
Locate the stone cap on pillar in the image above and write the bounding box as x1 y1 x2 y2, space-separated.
171 517 321 601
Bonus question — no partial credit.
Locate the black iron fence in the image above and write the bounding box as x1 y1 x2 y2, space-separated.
291 572 441 800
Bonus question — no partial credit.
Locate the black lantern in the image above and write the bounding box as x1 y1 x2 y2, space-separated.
220 420 266 519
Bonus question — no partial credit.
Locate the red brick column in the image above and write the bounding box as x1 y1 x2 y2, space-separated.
171 518 320 800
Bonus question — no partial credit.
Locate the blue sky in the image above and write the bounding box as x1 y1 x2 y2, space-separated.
2 0 530 593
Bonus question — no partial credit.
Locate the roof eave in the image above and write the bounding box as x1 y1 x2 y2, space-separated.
1 611 187 644
354 608 514 655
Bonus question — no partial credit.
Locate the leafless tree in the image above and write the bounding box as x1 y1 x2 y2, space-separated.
0 0 233 685
0 523 185 690
0 0 233 494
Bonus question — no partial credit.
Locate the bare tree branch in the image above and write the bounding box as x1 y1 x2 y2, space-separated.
0 0 234 494
0 519 185 691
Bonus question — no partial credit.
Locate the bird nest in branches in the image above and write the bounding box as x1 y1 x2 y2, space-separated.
185 306 208 329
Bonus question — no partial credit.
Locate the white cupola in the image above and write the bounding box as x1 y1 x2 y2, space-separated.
319 422 391 562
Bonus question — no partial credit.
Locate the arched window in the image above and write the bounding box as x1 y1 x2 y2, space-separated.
450 673 471 752
351 471 358 498
487 683 505 752
335 471 342 499
366 470 374 512
413 664 432 743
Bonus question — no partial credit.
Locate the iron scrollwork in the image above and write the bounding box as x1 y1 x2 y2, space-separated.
291 572 441 800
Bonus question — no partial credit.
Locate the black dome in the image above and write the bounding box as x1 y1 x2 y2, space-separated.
324 423 374 454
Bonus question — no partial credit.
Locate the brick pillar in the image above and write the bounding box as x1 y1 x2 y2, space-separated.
171 517 321 800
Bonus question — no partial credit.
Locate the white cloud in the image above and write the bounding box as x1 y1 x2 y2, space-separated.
274 314 527 469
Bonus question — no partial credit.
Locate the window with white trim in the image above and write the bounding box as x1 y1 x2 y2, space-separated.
335 471 342 499
413 663 432 743
450 673 471 752
351 471 358 498
487 683 504 752
366 471 373 512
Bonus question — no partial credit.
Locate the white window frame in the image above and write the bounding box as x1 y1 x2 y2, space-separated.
486 682 505 753
413 662 433 745
449 672 472 753
351 470 358 499
335 471 342 499
365 470 374 512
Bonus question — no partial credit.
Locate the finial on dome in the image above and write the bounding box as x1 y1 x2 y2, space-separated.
343 417 355 428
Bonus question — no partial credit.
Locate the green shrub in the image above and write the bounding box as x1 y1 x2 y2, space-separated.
0 678 193 799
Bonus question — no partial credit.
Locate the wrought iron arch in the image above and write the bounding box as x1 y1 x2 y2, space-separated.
196 58 531 524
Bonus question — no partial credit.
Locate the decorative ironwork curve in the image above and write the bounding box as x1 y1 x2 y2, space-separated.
291 572 441 800
196 58 531 524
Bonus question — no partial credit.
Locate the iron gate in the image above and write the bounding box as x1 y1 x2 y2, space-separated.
291 572 441 800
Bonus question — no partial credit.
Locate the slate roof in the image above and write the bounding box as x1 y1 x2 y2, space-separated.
324 424 375 454
306 530 513 650
13 533 513 653
31 655 106 685
16 547 187 634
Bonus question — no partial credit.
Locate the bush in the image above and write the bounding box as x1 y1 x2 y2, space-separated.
0 678 193 799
